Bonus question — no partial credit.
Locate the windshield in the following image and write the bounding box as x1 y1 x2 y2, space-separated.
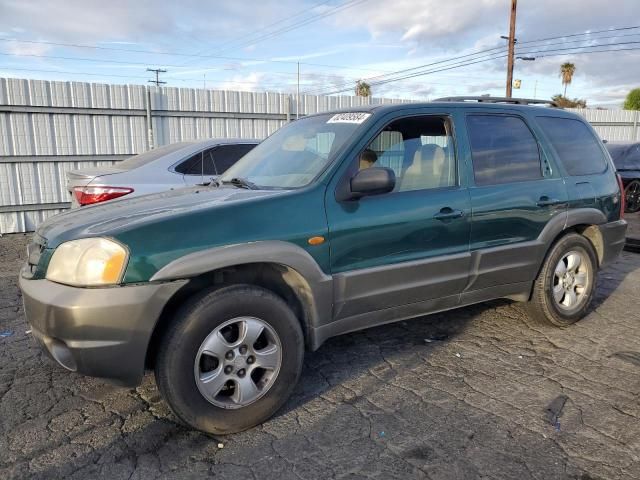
220 112 371 188
117 142 192 170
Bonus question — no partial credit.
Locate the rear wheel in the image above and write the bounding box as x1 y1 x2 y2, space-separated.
625 179 640 213
526 233 597 327
155 285 304 434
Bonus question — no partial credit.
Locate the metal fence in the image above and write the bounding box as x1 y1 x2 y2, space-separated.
1 76 639 233
0 77 412 233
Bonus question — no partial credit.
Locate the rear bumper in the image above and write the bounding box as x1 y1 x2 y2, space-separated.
599 219 627 267
19 276 187 387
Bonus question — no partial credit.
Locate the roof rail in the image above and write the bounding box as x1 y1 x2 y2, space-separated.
434 96 558 107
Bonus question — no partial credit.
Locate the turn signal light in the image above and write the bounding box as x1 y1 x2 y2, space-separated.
74 186 134 206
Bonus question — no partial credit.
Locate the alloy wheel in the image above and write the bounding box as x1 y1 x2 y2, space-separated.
552 250 590 312
194 316 282 409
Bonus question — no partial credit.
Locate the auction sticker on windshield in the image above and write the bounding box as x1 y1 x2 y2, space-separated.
327 113 371 124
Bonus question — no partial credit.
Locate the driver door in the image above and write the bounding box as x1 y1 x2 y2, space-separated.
325 113 471 320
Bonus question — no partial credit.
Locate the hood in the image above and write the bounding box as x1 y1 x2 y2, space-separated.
38 186 285 246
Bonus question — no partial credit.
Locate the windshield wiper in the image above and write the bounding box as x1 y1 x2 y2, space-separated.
222 177 259 190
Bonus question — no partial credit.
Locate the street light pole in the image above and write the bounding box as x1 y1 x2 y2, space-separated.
505 0 518 98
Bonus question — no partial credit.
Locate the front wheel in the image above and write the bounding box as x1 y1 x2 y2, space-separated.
155 285 304 434
625 179 640 213
525 233 598 327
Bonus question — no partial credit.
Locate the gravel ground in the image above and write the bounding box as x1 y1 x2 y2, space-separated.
1 232 639 480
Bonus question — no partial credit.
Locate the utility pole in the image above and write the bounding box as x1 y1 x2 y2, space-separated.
505 0 517 98
147 68 167 87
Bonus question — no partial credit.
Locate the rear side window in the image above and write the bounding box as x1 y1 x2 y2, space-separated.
467 115 542 186
536 117 607 176
174 153 202 175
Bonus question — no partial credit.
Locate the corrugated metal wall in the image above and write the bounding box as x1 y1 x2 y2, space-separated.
1 77 638 234
568 108 640 142
0 77 410 233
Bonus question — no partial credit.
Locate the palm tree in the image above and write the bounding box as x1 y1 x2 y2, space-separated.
560 62 576 97
355 80 371 97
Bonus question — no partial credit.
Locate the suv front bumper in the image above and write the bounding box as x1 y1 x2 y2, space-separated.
19 275 187 387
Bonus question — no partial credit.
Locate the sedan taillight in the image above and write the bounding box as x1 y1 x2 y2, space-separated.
73 186 134 206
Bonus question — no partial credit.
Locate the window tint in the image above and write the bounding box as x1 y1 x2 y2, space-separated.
209 144 257 175
174 153 202 175
536 116 607 176
361 116 456 192
467 115 542 186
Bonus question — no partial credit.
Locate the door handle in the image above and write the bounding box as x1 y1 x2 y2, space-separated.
536 196 564 207
433 207 465 221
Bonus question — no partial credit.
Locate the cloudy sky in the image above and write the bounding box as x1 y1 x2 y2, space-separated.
0 0 639 106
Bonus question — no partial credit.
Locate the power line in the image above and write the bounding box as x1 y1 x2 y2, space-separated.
310 41 640 96
515 24 640 46
0 36 389 73
177 0 336 66
368 44 640 89
516 40 640 57
193 0 372 59
303 47 508 94
0 50 366 85
0 66 303 89
3 31 636 78
305 27 640 95
3 44 638 94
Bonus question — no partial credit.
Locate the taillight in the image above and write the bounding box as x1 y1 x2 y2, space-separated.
616 174 625 219
73 186 134 206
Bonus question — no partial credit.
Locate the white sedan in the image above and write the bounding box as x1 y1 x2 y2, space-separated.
67 138 258 207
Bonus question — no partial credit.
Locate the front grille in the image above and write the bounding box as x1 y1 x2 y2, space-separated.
23 234 47 279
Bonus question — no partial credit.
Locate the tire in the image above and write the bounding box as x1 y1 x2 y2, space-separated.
525 233 598 327
624 179 640 213
155 284 304 434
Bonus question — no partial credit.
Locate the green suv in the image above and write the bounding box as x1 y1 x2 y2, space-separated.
20 97 627 434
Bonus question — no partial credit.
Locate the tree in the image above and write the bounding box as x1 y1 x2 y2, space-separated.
551 94 586 108
355 80 371 97
624 88 640 110
560 62 576 97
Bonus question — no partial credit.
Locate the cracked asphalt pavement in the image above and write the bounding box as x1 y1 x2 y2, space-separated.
1 232 639 479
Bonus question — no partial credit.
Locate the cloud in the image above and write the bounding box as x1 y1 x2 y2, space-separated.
0 0 300 45
4 39 51 56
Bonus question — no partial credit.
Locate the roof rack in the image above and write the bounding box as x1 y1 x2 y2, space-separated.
434 96 558 107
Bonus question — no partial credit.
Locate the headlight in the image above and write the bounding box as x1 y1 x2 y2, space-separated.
46 238 128 286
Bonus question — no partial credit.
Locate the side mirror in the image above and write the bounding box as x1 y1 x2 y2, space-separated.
348 167 396 199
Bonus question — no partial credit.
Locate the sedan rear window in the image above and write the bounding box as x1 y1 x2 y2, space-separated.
117 142 192 170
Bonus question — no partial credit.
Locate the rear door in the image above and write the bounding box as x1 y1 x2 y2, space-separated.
460 111 568 292
535 116 620 222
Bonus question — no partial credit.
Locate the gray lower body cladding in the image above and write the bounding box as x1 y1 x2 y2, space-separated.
19 276 187 387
